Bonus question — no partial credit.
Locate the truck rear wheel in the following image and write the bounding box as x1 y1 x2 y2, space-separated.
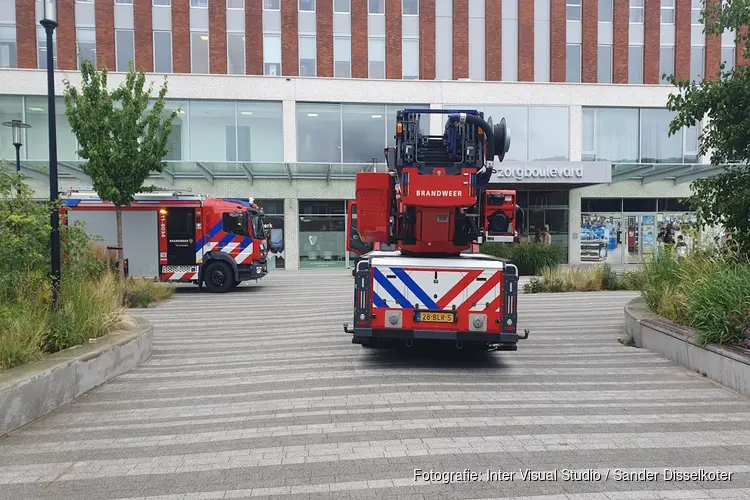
204 261 233 293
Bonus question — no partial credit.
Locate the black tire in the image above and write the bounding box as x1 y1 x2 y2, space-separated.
203 261 234 293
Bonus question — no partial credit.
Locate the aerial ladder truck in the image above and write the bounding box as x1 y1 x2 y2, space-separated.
344 109 529 351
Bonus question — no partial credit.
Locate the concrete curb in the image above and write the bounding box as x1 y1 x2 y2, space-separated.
0 316 153 436
624 297 750 398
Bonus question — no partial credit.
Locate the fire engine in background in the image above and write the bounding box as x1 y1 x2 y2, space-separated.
344 109 529 351
60 188 269 293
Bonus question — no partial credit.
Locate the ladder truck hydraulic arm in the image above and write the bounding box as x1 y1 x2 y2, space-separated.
344 109 530 351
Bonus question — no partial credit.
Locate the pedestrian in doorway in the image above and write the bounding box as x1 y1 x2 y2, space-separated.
540 225 552 247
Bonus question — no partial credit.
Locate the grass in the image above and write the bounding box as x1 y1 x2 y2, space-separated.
523 263 642 294
0 249 175 373
523 248 750 349
639 250 750 347
481 242 567 275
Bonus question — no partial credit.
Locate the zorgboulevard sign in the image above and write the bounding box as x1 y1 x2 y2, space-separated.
496 166 584 181
489 161 612 184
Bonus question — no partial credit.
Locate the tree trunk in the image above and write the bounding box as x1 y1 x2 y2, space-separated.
115 205 125 278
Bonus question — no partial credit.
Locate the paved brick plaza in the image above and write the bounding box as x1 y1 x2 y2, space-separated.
1 271 750 500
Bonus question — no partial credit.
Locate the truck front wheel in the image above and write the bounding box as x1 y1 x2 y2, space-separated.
204 261 233 293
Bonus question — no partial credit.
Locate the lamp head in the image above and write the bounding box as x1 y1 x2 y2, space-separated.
41 0 58 24
2 120 31 147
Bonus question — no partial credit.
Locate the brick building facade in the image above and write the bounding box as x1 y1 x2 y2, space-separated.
2 0 745 82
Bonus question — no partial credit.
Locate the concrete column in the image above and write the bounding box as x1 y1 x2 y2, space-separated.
569 105 582 161
283 100 297 163
567 188 582 265
429 102 443 135
284 197 299 270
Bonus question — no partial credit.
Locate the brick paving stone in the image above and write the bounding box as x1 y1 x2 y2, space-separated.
1 271 749 500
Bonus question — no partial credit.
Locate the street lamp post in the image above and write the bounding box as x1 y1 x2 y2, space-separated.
40 0 61 311
2 119 31 176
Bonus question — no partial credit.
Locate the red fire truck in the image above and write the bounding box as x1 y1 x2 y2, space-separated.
343 108 529 351
60 188 269 292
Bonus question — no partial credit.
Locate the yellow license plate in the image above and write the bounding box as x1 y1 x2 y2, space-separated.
417 311 455 323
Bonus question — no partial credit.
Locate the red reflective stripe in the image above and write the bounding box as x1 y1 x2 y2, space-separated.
437 270 483 309
457 271 504 313
483 287 504 313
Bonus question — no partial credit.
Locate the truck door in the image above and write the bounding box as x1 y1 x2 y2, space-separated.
347 201 374 256
165 207 197 265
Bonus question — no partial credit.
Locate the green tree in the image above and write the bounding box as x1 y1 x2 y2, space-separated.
63 60 178 275
664 0 750 256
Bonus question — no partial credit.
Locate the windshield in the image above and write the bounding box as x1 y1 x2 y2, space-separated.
251 213 266 239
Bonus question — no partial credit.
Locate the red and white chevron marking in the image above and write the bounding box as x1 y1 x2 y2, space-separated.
162 272 198 281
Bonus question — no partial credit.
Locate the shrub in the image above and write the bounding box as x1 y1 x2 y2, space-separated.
522 263 644 294
638 249 750 347
122 278 175 308
481 242 567 275
0 167 174 372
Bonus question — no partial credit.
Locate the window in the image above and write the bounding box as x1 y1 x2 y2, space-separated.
721 47 735 74
684 124 699 162
299 35 317 76
582 108 639 163
659 45 674 83
152 0 170 6
227 33 245 74
76 28 96 69
403 0 418 15
115 29 135 72
37 27 57 69
191 0 208 7
236 101 284 162
227 0 243 8
115 0 134 4
368 37 385 78
566 44 581 83
334 37 351 77
191 32 209 73
402 38 419 79
263 34 281 75
628 45 643 83
0 26 16 68
368 0 384 14
296 103 343 163
566 0 581 21
640 108 683 163
263 0 280 9
223 212 249 237
334 0 349 13
690 45 704 82
153 30 172 73
691 0 702 24
299 0 315 11
630 0 644 22
660 0 674 23
528 107 570 161
597 44 612 83
342 104 387 163
598 0 612 22
225 126 252 161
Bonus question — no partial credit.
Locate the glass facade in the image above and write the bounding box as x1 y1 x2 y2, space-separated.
443 105 570 162
0 96 285 166
255 199 285 270
295 103 428 163
580 197 696 265
298 200 347 269
582 107 699 163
